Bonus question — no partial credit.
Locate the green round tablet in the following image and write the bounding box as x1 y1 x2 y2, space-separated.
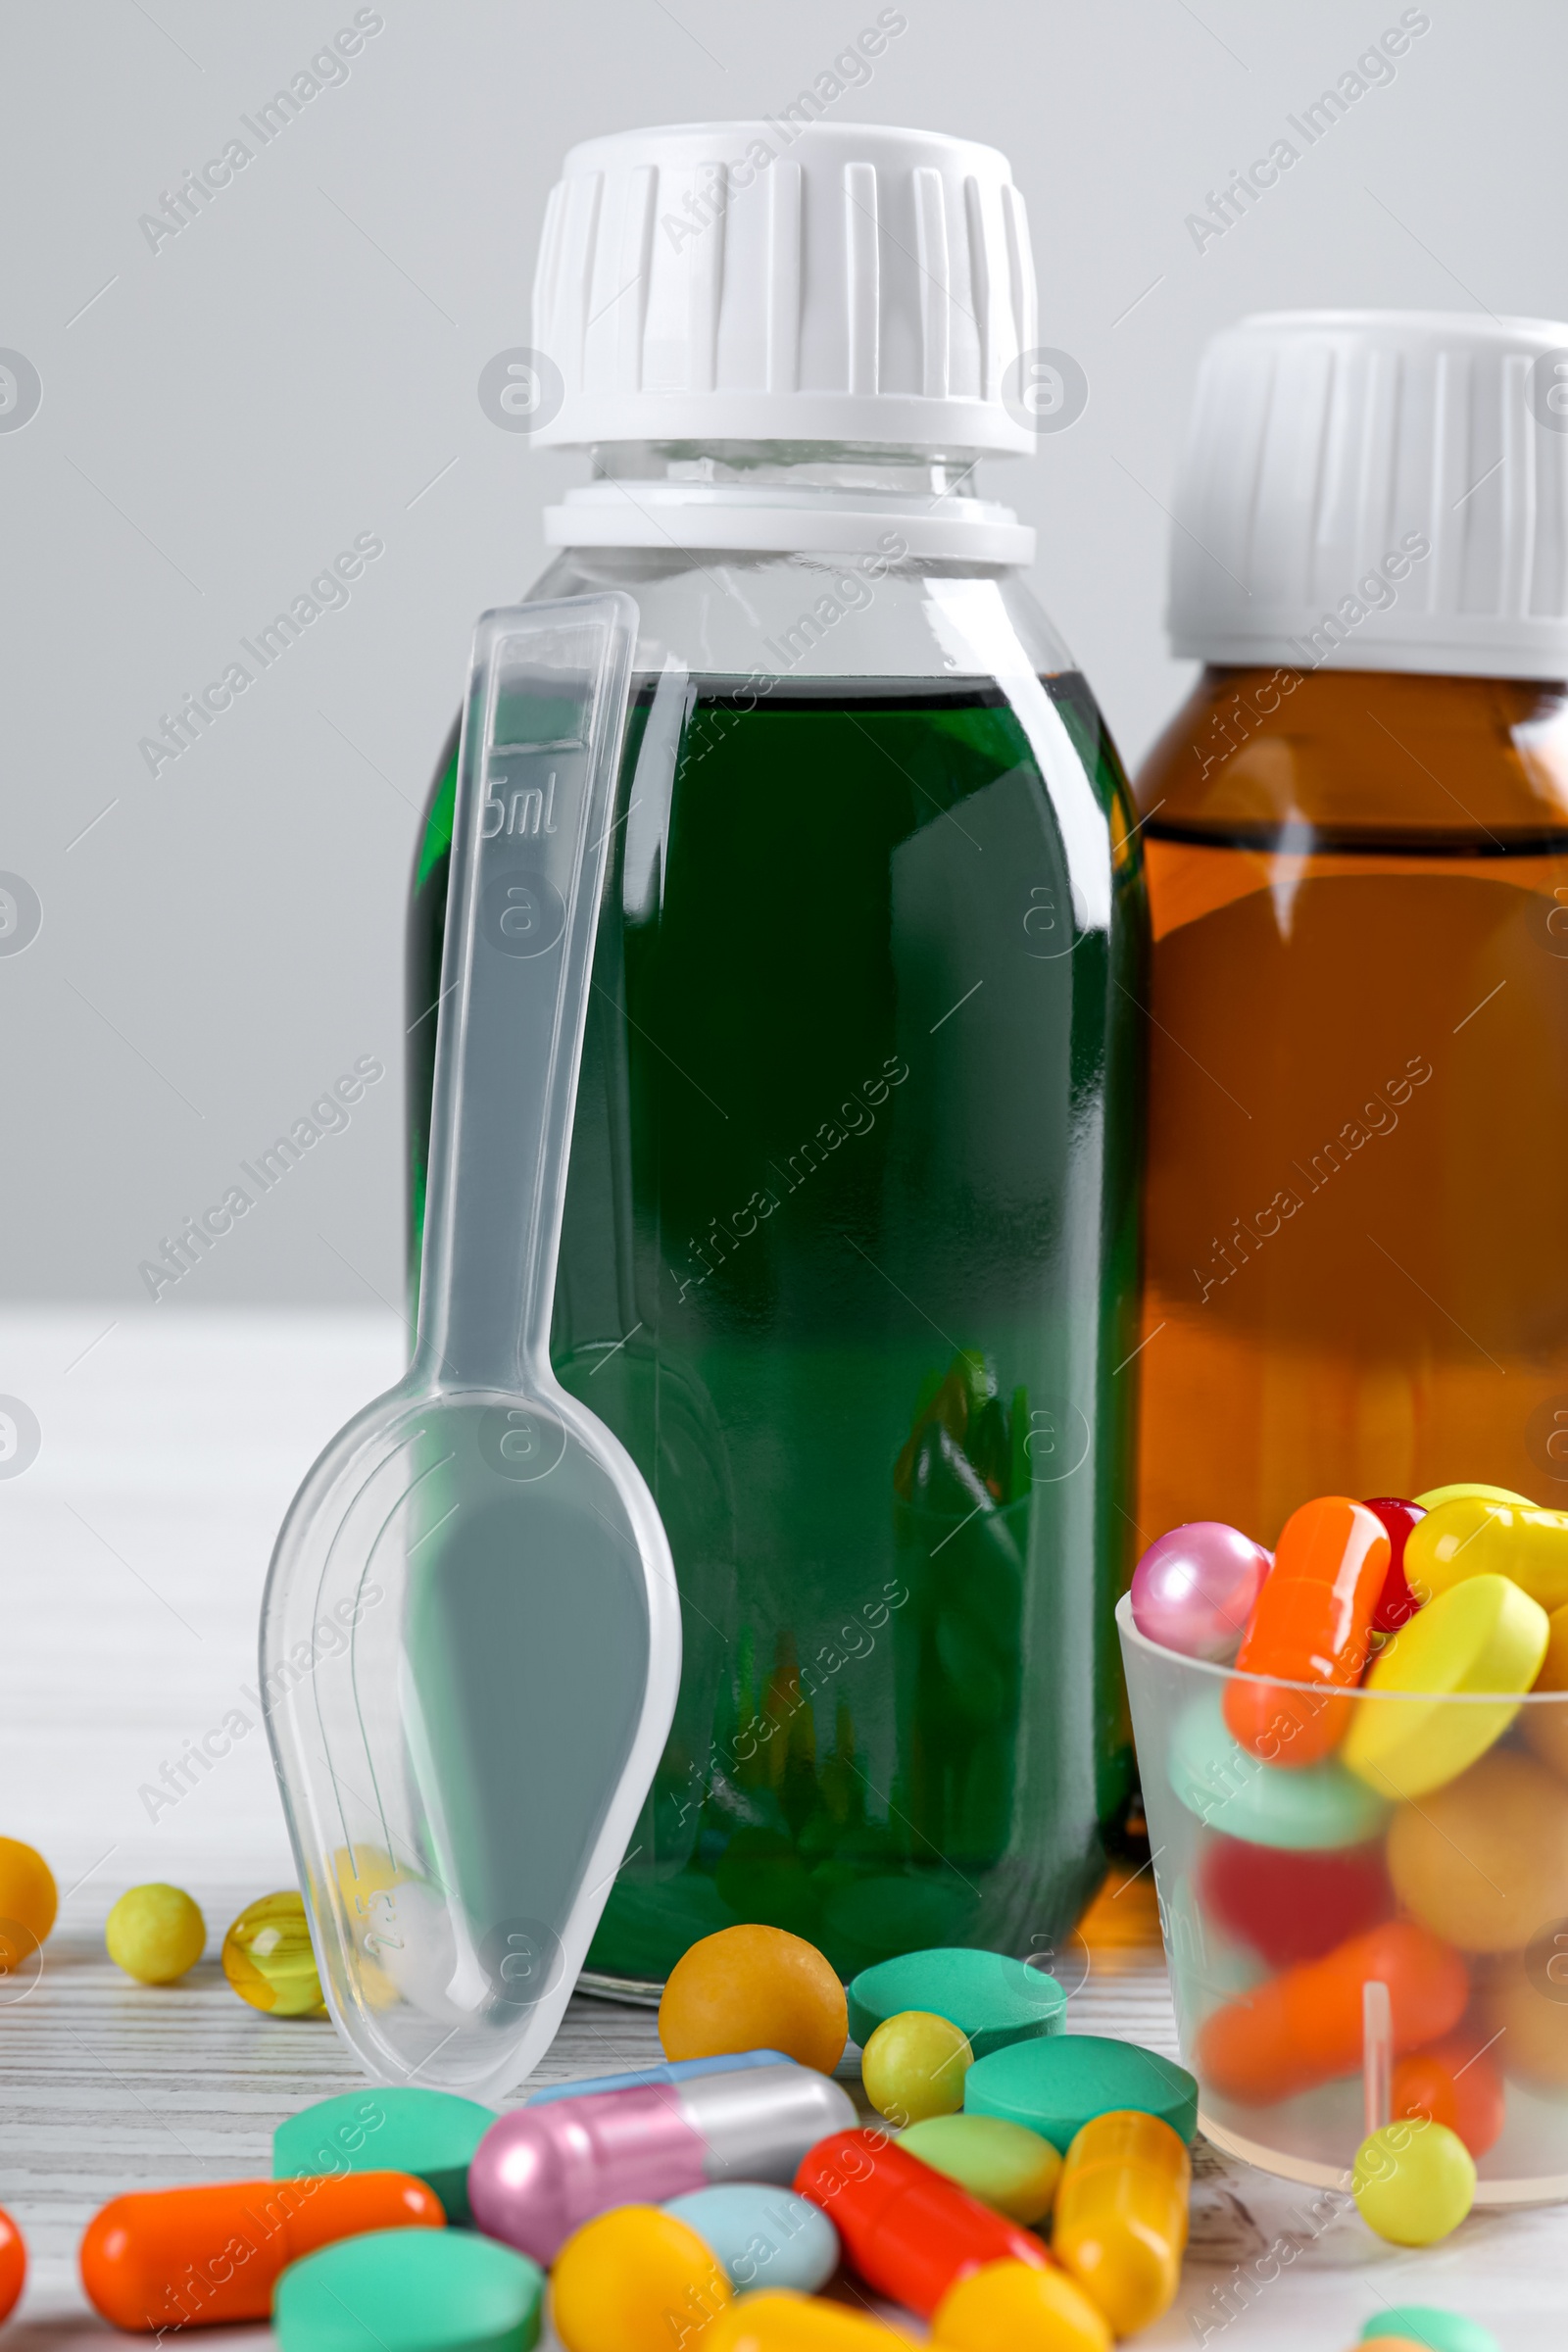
273 2227 543 2352
847 1947 1064 2060
1362 2308 1498 2352
273 2087 497 2227
900 2112 1062 2223
963 2034 1197 2152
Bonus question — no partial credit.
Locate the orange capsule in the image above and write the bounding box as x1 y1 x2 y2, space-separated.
1051 2110 1190 2335
1197 1920 1468 2106
80 2170 443 2331
1224 1495 1390 1764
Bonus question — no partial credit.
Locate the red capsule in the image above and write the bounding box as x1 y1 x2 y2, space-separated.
795 2130 1048 2317
1363 1496 1427 1636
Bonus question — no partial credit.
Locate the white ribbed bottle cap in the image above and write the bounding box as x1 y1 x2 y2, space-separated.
528 118 1041 561
1168 310 1568 680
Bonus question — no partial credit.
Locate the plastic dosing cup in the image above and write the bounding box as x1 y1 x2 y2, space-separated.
262 595 681 2099
1119 1592 1568 2202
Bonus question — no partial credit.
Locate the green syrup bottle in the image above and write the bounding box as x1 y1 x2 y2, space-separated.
408 118 1148 1991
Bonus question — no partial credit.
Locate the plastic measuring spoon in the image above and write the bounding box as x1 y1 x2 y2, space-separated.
261 593 680 2099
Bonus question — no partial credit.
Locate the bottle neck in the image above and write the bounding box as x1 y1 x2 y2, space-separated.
592 442 972 495
543 439 1035 565
1136 663 1568 837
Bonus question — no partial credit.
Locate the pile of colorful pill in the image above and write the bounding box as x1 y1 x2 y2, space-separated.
0 1839 1509 2341
1132 1479 1568 2245
58 1918 1212 2346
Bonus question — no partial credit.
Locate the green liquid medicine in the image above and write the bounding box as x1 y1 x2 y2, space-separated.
409 668 1147 1986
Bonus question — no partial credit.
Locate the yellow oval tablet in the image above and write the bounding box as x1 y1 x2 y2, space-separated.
553 2207 730 2352
1342 1574 1548 1798
1406 1499 1568 1614
901 2112 1062 2224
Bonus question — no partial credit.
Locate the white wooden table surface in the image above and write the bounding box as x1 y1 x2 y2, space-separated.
0 1308 1559 2347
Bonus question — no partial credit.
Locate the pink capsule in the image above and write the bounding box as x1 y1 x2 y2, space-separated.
1131 1521 1272 1662
467 2062 855 2264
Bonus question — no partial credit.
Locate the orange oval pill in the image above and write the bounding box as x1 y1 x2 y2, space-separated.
80 2170 443 2331
1197 1919 1468 2105
1224 1496 1389 1765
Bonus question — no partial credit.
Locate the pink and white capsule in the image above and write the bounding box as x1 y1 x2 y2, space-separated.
467 2061 856 2264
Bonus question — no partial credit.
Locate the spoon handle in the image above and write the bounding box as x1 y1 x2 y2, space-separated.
414 594 638 1392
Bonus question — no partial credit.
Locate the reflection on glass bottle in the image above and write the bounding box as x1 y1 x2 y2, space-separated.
895 1352 1027 1885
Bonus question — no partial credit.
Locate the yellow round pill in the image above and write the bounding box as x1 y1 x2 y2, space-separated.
933 2258 1111 2351
1343 1575 1548 1797
106 1884 206 1984
333 1841 401 1913
862 2009 974 2125
220 1890 326 2017
552 2205 729 2352
1352 2120 1475 2245
705 2291 910 2348
0 1838 57 1965
329 1843 405 2008
660 1925 848 2076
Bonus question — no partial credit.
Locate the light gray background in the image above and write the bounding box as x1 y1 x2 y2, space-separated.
3 0 1562 1307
